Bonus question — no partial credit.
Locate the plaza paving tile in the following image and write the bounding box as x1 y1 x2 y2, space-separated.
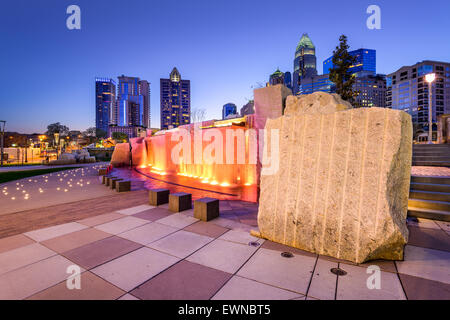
91 247 180 292
407 217 441 230
218 229 265 246
261 240 317 258
24 222 88 242
118 293 140 300
212 276 303 300
407 226 450 252
41 228 112 254
187 239 258 274
77 212 125 227
156 212 198 229
336 264 406 300
0 234 35 254
94 216 149 235
436 221 450 234
116 204 155 215
131 260 232 300
132 207 172 221
0 255 83 300
147 230 213 259
183 221 229 238
307 258 338 300
396 245 450 284
0 243 56 275
398 273 450 300
237 248 316 295
118 222 178 245
63 236 142 269
27 271 125 300
319 254 398 273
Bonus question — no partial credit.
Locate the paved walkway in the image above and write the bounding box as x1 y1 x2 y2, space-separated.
0 201 448 300
0 164 115 216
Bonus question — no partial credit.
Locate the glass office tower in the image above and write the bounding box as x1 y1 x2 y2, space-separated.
160 68 191 130
323 49 376 76
293 33 317 94
95 78 116 134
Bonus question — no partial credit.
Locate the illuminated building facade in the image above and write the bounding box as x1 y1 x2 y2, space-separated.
386 60 450 125
323 49 376 76
160 68 191 130
116 75 150 128
353 74 386 108
95 78 116 134
222 103 237 119
293 33 317 95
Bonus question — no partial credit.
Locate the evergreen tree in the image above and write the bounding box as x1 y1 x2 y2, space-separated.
329 35 359 106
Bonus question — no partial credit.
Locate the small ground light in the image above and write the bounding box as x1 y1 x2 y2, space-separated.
248 241 260 247
330 268 347 276
281 252 294 258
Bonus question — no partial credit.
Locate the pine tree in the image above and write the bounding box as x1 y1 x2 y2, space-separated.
329 35 359 106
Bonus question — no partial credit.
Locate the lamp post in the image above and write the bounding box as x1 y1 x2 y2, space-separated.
425 73 436 144
0 120 6 167
54 132 60 160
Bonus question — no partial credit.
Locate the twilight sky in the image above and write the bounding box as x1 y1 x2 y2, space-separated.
1 0 449 133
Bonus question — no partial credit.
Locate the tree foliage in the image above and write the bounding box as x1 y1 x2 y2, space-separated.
46 122 69 136
329 35 359 106
191 108 207 124
112 132 128 142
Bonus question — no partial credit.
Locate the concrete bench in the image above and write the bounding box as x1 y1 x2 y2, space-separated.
102 175 113 184
149 189 170 206
169 192 192 212
98 168 108 176
104 176 117 187
116 180 131 192
110 178 124 189
194 197 219 221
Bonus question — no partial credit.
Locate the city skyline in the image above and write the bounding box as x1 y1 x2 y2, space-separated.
1 0 450 133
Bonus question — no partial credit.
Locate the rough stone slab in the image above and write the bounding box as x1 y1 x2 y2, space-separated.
110 143 130 167
258 106 412 263
285 92 352 116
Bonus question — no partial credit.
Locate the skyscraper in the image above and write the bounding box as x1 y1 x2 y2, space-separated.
386 60 450 125
95 78 116 134
160 68 191 130
323 49 376 76
293 33 317 95
116 75 150 128
222 103 237 119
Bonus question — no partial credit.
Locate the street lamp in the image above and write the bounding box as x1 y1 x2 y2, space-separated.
0 120 6 167
425 73 436 144
54 132 60 159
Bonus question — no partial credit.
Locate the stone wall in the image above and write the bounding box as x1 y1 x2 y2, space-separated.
258 98 412 263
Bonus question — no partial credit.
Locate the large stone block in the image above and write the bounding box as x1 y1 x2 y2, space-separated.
257 104 412 263
284 92 352 116
110 143 131 167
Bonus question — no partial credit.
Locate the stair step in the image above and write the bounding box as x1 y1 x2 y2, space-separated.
412 161 450 167
413 156 450 162
408 198 450 212
409 190 450 202
410 182 450 192
408 206 450 222
411 176 450 185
